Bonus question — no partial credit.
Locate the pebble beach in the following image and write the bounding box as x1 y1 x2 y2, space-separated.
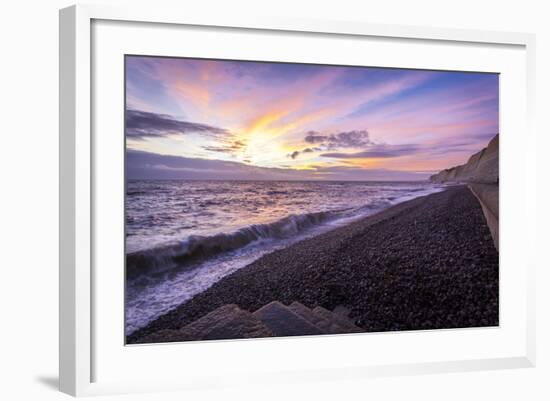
128 185 499 343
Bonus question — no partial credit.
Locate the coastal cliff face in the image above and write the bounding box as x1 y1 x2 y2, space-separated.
430 134 498 184
430 135 499 250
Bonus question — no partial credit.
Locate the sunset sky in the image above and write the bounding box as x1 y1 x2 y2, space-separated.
125 56 498 181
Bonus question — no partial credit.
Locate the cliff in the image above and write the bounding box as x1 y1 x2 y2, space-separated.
430 134 498 184
430 135 499 250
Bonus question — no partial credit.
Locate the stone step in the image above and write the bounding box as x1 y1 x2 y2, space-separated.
253 301 324 337
312 306 362 333
288 301 346 334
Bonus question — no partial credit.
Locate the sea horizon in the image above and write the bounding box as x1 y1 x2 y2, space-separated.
126 177 434 183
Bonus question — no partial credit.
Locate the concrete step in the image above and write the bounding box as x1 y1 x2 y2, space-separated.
137 304 273 343
137 301 362 344
288 301 346 334
288 301 327 326
200 305 275 341
333 305 351 318
312 306 362 333
253 301 324 337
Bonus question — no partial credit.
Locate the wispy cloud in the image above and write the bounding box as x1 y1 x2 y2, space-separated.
322 144 421 159
202 140 247 155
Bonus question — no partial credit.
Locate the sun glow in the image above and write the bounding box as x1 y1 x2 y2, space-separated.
126 56 499 181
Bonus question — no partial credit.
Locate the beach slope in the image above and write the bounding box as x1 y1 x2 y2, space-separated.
128 186 499 343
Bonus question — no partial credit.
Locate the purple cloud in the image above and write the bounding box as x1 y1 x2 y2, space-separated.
202 140 247 154
291 130 374 159
127 150 430 181
126 109 230 140
304 130 372 149
322 144 421 159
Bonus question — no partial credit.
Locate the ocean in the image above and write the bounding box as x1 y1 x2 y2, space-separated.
125 180 443 335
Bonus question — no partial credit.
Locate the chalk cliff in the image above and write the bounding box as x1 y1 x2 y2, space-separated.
430 135 499 250
430 134 498 184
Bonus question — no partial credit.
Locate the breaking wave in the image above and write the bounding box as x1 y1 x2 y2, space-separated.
127 209 339 280
124 181 445 334
126 192 433 281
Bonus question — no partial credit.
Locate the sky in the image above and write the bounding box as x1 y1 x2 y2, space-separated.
125 56 498 181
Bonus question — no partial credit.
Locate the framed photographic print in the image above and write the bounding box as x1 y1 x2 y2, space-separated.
59 4 536 397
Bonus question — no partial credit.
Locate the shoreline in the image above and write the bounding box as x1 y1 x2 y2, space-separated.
128 185 498 344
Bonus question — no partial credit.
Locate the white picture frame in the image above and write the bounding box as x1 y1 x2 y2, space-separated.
59 4 536 397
